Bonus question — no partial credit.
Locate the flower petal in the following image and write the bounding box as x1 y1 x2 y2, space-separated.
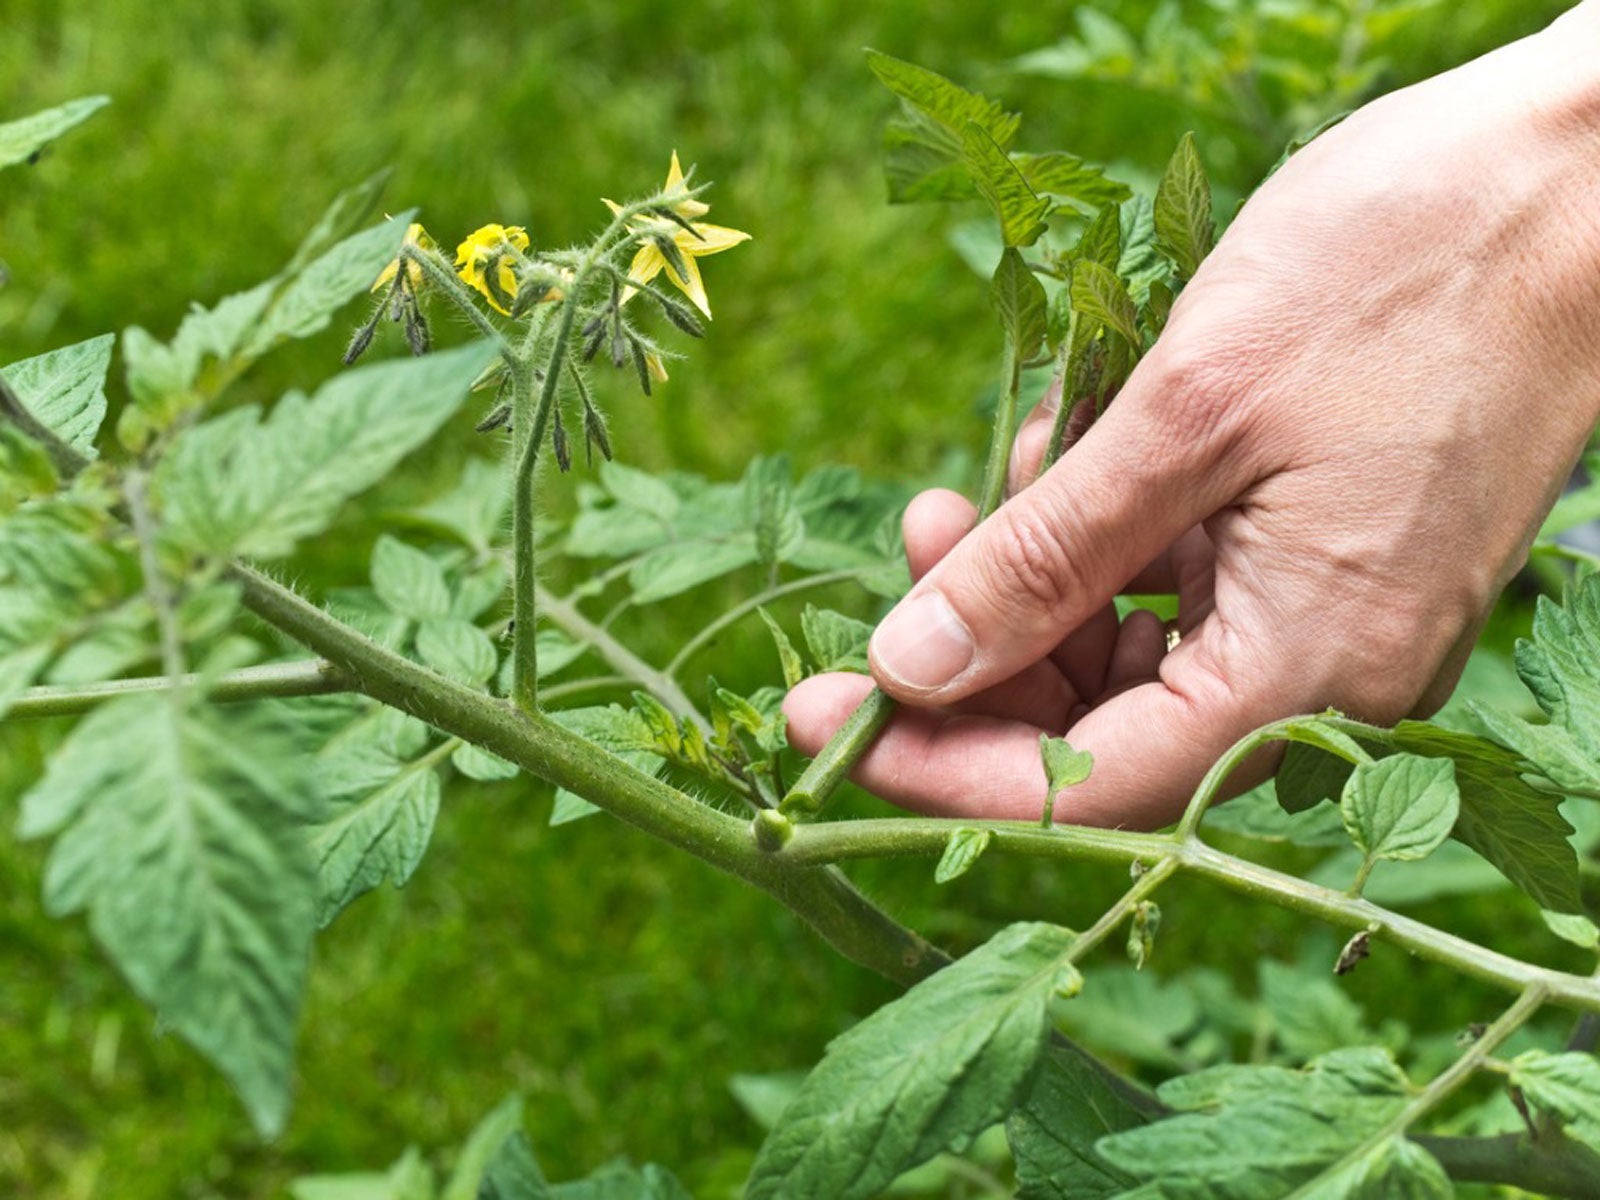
663 251 711 318
680 222 751 255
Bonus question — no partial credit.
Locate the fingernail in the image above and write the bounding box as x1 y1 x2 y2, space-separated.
871 590 975 692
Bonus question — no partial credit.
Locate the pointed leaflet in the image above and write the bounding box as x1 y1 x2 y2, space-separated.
442 1094 539 1200
1 334 114 458
1007 1043 1147 1199
1012 152 1131 212
415 619 497 686
745 922 1073 1200
1070 260 1140 348
16 696 318 1136
155 341 494 559
551 1163 691 1199
1293 1137 1451 1199
371 536 452 621
866 49 1020 204
0 95 108 169
1472 576 1600 793
1275 720 1581 914
991 248 1048 363
1340 754 1460 868
800 605 872 674
121 184 408 443
1095 1048 1412 1199
1153 132 1214 280
962 123 1050 248
935 828 992 884
310 713 447 928
1508 1051 1600 1156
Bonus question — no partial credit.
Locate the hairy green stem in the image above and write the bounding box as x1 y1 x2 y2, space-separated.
125 471 187 685
400 246 513 353
1065 857 1180 962
506 205 648 712
1414 1132 1600 1198
780 686 896 815
7 660 350 718
769 818 1600 1014
229 562 947 988
976 352 1022 521
535 585 704 727
1285 984 1546 1200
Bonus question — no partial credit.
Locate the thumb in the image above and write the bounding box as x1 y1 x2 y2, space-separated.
870 366 1253 702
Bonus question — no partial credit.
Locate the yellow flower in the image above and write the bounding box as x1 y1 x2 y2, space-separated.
372 222 436 293
605 152 750 319
455 223 531 315
645 351 669 385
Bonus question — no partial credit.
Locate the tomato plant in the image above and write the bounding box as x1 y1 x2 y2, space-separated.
5 9 1600 1196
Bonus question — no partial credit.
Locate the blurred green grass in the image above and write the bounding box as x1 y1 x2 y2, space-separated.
0 1 1580 1196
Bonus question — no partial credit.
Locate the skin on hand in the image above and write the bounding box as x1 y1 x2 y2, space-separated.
784 3 1600 830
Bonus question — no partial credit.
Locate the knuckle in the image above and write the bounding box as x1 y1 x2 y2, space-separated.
979 503 1085 622
1141 331 1265 457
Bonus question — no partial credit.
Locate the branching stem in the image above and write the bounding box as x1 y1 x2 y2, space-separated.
7 660 350 718
1283 984 1547 1200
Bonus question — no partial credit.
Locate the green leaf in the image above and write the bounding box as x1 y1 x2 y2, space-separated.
1153 132 1214 280
311 721 445 927
1391 722 1582 914
549 793 601 826
1276 742 1358 814
550 1163 690 1200
155 341 494 559
1294 1137 1451 1199
1073 205 1122 271
452 742 519 783
1473 576 1600 793
119 192 412 446
746 922 1074 1200
371 536 452 620
415 618 497 686
1258 959 1372 1063
757 607 805 690
866 49 1020 205
244 215 411 356
1509 1050 1600 1155
479 1128 548 1200
442 1094 532 1200
1 334 115 458
601 460 680 518
1053 965 1202 1072
1341 754 1459 867
291 1147 436 1200
961 123 1050 248
0 95 108 169
628 538 760 604
1011 152 1131 212
1069 260 1140 348
403 457 509 555
1040 735 1093 824
17 697 318 1136
1096 1048 1412 1198
934 828 992 884
1007 1043 1146 1199
990 248 1048 362
800 605 873 674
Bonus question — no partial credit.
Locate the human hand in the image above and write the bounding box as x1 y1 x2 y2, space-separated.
785 5 1600 829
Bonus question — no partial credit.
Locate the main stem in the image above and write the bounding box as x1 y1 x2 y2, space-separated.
230 563 947 987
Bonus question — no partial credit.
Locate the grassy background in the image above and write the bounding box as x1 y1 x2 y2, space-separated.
0 1 1580 1197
